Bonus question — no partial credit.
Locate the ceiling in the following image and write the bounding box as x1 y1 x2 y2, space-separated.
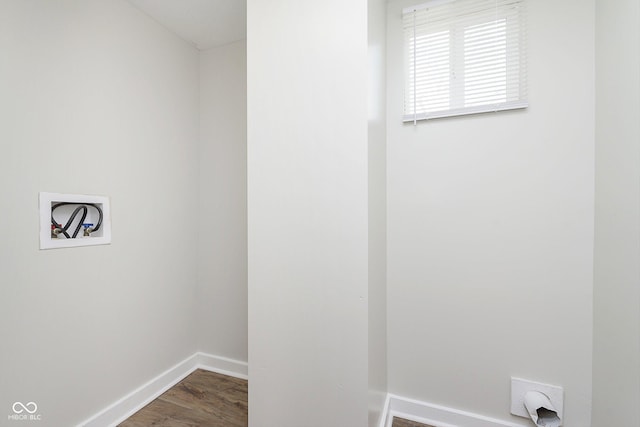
127 0 246 50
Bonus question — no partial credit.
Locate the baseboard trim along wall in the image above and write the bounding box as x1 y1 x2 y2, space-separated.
194 352 249 380
379 394 530 427
77 352 248 427
78 354 530 427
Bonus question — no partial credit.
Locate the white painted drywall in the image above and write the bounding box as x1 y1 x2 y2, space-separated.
0 1 199 425
368 0 388 425
386 0 594 426
198 40 248 362
247 0 370 425
593 0 640 425
127 0 246 50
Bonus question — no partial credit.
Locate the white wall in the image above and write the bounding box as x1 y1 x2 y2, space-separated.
593 0 640 425
0 1 199 425
368 0 388 425
198 41 248 362
386 1 594 425
247 0 370 425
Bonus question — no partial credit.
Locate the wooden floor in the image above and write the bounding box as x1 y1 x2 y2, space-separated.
119 369 432 427
119 369 247 427
392 417 434 427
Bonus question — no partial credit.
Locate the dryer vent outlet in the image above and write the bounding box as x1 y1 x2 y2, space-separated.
510 377 563 426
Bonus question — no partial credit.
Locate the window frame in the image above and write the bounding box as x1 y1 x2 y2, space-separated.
403 0 528 123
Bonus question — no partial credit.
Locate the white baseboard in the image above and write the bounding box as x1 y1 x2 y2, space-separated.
79 354 531 427
77 352 247 427
194 352 248 380
380 394 530 427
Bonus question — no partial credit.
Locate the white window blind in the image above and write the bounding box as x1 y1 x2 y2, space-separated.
403 0 527 123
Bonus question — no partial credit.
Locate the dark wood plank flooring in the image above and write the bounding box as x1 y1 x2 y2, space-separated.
118 369 247 427
392 417 435 427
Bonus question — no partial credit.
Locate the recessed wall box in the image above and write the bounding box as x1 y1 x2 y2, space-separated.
511 377 564 425
39 192 111 250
